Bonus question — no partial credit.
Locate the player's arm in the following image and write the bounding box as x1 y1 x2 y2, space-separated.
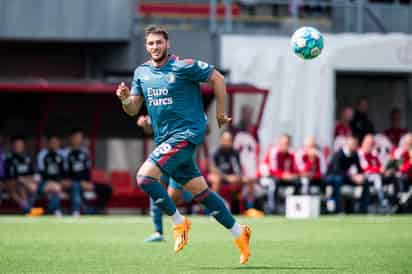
208 69 232 128
116 82 144 116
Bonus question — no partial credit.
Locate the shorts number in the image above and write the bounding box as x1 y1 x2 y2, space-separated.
153 143 172 157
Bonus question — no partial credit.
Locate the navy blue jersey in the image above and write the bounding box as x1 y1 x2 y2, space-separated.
37 149 66 181
64 148 91 181
131 55 213 145
4 152 34 180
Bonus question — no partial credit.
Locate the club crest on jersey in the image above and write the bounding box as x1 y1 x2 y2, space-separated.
166 72 176 84
197 61 208 70
142 74 150 81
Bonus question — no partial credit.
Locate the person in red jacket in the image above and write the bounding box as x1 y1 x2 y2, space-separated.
334 107 353 138
397 148 412 207
358 134 388 208
259 134 299 213
296 137 326 195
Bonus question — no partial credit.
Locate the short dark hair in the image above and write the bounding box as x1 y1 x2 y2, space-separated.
145 25 169 40
10 134 25 143
70 128 84 136
390 107 401 116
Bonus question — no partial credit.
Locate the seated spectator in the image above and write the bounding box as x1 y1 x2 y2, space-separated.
259 134 299 213
326 136 369 213
4 135 37 214
398 148 412 207
64 129 112 214
358 134 388 209
296 137 326 195
36 134 63 216
384 108 408 146
233 130 264 210
391 133 412 164
350 98 375 143
335 107 353 138
208 131 243 194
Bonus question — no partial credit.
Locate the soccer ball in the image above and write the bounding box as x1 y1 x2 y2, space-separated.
291 27 324 60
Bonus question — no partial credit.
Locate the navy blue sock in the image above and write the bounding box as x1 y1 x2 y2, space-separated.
137 175 177 216
150 198 163 234
194 189 235 229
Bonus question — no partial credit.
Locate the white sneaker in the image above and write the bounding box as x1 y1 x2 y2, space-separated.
72 211 80 218
54 210 63 218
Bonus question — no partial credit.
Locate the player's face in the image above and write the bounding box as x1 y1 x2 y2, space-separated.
13 140 25 154
49 137 60 151
71 132 83 148
146 33 169 63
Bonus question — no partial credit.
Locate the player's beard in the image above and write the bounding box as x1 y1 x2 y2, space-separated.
151 49 168 64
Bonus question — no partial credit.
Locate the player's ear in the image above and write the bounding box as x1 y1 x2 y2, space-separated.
166 40 171 49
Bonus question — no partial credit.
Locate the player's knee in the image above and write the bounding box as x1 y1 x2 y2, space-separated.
52 184 62 194
136 174 157 188
29 183 37 194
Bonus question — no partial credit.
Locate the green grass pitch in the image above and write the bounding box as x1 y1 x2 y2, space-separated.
1 216 411 274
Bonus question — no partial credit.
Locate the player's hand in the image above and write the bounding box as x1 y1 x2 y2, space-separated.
116 82 130 101
137 115 151 128
217 113 232 128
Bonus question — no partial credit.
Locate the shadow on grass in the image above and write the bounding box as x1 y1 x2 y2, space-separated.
198 265 339 271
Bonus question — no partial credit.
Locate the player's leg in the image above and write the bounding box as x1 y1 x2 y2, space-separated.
6 179 29 213
62 179 81 216
136 160 190 252
20 177 38 213
183 176 252 264
42 181 62 216
144 175 169 243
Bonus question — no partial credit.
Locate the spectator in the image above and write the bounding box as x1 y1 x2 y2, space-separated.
3 135 37 213
65 129 112 214
326 136 369 213
234 104 258 139
358 134 388 209
233 130 264 210
398 148 412 208
391 133 412 164
36 134 63 216
296 137 326 195
259 134 299 213
334 107 353 138
350 98 375 143
384 108 408 146
208 131 243 194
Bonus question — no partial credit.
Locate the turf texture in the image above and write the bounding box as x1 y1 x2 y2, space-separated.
0 216 411 274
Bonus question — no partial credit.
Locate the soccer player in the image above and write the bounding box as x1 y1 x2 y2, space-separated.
116 25 251 264
64 129 113 214
36 134 63 216
137 115 192 242
4 135 37 213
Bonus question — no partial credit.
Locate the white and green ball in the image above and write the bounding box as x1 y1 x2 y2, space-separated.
291 27 324 60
